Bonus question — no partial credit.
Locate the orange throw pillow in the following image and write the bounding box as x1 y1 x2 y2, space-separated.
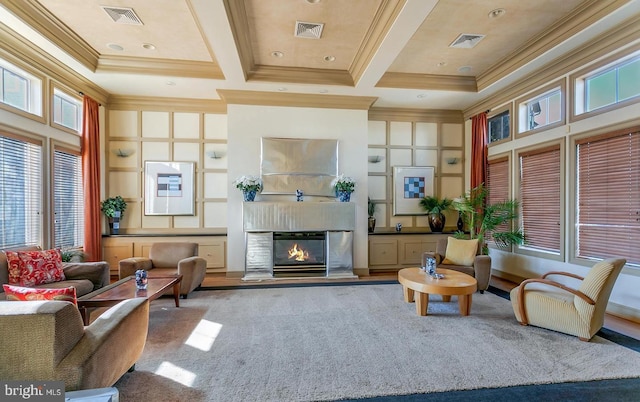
2 284 77 305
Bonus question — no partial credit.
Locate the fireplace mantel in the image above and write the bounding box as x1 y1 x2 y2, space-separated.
243 201 356 232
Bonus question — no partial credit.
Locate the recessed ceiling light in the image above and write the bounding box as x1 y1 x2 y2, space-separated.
107 43 124 51
417 94 427 99
271 51 284 58
166 81 176 86
142 43 156 50
488 8 506 18
306 0 321 3
324 55 335 62
277 87 287 92
437 61 447 67
319 89 328 94
458 66 472 73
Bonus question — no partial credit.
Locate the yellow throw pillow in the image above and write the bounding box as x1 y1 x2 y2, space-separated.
442 237 479 266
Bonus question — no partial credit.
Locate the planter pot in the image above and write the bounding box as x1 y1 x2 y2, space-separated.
243 190 257 202
337 190 352 202
108 211 121 234
368 217 376 233
428 213 446 232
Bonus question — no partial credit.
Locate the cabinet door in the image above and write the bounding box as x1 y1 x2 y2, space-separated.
103 244 134 275
369 238 398 266
199 241 226 273
399 240 425 265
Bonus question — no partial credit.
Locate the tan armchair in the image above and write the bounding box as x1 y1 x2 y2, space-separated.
510 258 626 341
424 237 492 293
119 242 206 298
0 298 149 391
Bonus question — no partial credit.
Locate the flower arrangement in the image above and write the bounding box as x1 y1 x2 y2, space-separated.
332 174 356 193
233 175 263 193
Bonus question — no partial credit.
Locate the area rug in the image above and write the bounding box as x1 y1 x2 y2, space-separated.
114 284 640 401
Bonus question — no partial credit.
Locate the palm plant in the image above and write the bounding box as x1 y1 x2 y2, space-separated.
452 183 524 254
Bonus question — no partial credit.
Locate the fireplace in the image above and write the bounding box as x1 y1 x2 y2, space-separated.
273 232 326 276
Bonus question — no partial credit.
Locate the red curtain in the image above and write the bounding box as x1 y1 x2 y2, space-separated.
471 112 488 189
82 95 102 261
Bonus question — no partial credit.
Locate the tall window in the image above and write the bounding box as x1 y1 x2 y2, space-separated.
488 110 510 143
0 134 42 249
486 157 509 245
53 88 82 132
519 145 561 255
576 129 640 266
0 58 42 116
584 56 640 113
53 148 84 248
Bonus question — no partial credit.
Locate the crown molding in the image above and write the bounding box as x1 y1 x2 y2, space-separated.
376 72 477 92
464 13 640 119
248 65 354 86
0 0 99 71
476 0 631 92
217 90 377 110
107 95 226 113
369 107 463 123
349 0 406 85
97 55 224 79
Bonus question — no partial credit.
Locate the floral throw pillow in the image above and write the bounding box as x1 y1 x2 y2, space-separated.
2 284 77 305
10 249 66 286
4 251 23 285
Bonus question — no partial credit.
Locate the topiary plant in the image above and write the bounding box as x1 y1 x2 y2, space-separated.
100 196 127 218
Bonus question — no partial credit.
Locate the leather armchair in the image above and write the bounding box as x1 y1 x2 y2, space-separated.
0 298 149 391
119 242 206 298
424 237 491 293
510 258 626 341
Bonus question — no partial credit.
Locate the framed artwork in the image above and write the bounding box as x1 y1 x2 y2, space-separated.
144 161 195 215
393 166 435 215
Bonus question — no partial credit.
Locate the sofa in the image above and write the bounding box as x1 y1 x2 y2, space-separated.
1 246 110 298
0 298 149 390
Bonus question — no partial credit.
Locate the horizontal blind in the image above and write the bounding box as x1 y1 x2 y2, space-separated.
486 157 509 244
0 134 41 249
519 145 561 253
54 148 84 248
577 129 640 265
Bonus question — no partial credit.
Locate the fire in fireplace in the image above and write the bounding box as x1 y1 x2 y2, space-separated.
273 232 326 276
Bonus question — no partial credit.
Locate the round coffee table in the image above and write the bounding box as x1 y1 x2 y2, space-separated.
398 267 477 316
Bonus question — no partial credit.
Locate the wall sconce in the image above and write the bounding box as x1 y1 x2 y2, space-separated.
446 157 459 165
111 148 135 158
206 150 226 159
368 155 383 163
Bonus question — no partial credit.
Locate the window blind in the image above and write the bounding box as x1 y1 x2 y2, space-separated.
54 147 84 248
576 128 640 266
0 134 41 249
519 145 561 254
486 157 509 244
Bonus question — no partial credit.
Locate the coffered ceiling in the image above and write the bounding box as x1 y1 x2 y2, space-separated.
0 0 637 110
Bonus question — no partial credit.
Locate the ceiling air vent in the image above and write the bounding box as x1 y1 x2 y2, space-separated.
101 6 144 25
294 21 324 39
449 34 485 49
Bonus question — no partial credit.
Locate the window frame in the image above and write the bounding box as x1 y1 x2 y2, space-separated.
51 142 84 249
51 83 83 134
487 104 512 147
0 55 44 122
515 80 566 138
570 44 640 122
515 140 565 261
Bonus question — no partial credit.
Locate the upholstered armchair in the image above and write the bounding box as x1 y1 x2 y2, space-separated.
0 298 149 391
424 237 491 293
119 242 206 298
510 258 626 341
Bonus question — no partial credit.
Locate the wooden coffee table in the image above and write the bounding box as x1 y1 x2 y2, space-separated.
77 275 182 325
398 268 477 316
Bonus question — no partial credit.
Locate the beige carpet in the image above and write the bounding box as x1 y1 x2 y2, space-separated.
114 284 640 401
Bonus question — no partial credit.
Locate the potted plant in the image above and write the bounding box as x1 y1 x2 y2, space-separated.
332 174 356 202
367 197 377 233
452 183 524 254
233 175 263 201
419 195 452 232
60 248 87 262
101 196 127 234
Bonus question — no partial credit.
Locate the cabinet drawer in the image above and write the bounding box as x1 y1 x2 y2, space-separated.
369 239 398 266
400 241 425 265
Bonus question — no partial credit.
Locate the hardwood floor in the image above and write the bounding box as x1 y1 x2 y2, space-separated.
201 271 640 341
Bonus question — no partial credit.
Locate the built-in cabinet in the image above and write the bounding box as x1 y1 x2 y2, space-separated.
368 233 451 270
103 235 227 276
